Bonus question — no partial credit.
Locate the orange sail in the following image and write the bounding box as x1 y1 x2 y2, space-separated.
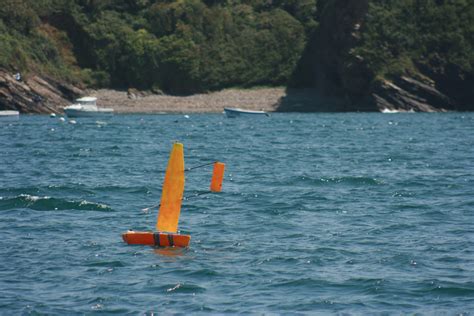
156 143 185 233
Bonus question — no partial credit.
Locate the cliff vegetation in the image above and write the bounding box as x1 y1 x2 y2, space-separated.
0 0 473 112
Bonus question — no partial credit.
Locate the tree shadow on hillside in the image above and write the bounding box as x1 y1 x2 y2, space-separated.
275 88 350 112
274 28 350 112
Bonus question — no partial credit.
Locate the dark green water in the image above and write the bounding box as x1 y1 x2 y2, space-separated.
1 113 473 314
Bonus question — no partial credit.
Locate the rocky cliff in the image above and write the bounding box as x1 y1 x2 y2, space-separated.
282 0 473 112
0 69 83 114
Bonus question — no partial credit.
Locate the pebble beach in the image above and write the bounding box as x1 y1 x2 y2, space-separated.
91 87 286 113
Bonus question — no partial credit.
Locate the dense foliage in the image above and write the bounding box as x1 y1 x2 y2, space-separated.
0 0 315 94
354 0 474 83
0 0 80 82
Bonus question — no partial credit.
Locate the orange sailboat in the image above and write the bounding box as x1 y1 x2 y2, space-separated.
122 143 225 248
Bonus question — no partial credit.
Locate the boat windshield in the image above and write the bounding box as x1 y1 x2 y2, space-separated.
76 97 97 106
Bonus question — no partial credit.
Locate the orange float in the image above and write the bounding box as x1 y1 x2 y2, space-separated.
210 162 225 192
122 143 224 248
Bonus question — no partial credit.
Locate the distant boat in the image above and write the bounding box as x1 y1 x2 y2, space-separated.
381 108 415 113
224 107 269 118
64 97 114 117
381 108 400 113
0 110 19 121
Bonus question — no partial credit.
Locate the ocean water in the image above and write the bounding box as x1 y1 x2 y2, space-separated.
0 113 473 314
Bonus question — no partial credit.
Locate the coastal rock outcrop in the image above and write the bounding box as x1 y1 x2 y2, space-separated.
371 76 452 112
0 69 82 114
278 0 373 112
281 0 473 112
313 0 371 100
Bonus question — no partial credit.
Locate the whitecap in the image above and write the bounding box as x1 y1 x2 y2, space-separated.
19 194 50 202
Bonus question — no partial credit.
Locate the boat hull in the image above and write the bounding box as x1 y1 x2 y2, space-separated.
224 107 268 118
122 231 191 247
0 110 19 121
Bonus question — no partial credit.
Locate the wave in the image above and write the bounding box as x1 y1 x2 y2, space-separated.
426 283 474 296
318 176 383 185
157 282 205 293
0 184 151 195
0 194 112 211
85 260 125 268
289 175 383 186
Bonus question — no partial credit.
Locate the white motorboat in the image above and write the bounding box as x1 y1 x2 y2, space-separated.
0 110 19 121
224 107 269 118
64 97 114 117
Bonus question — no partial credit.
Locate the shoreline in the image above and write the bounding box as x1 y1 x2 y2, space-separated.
90 87 286 113
2 66 454 114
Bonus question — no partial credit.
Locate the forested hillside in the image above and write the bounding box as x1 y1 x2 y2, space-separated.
1 0 473 111
304 0 474 111
0 0 314 94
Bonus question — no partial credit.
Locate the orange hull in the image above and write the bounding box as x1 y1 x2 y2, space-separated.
122 231 191 247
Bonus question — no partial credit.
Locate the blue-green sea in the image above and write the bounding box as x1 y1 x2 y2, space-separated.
1 113 473 314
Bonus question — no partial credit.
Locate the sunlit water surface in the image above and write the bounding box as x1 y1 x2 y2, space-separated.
1 113 473 314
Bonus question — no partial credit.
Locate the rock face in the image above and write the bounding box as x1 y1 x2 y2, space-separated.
282 0 471 112
371 76 453 112
279 0 372 112
314 0 370 100
416 62 474 111
0 69 83 114
294 0 375 111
